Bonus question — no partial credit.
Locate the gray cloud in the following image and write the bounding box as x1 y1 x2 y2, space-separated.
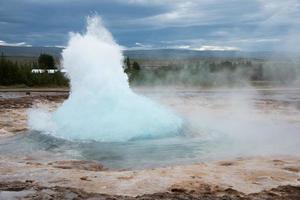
0 0 299 51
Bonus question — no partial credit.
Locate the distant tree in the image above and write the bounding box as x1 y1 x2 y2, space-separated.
209 63 217 72
132 61 140 70
0 55 69 87
221 61 236 71
125 57 131 69
38 54 56 69
124 57 132 74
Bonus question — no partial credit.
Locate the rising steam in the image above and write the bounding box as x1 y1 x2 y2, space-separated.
28 16 182 141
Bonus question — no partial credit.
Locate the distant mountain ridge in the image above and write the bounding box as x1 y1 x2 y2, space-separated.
0 46 63 57
124 49 271 59
0 45 296 60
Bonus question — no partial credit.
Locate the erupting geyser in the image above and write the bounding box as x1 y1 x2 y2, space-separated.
29 16 182 141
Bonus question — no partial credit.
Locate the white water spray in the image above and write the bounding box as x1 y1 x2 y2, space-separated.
29 16 182 141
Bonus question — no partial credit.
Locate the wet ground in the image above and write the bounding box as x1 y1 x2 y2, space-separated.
1 180 300 200
0 87 300 199
1 87 300 169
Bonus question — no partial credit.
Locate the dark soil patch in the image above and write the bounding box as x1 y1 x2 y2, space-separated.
0 181 299 200
0 94 68 109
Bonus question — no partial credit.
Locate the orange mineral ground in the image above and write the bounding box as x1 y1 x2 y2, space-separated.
0 88 300 199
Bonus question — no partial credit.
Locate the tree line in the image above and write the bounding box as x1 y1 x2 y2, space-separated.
4 53 292 87
123 57 141 82
0 54 142 87
124 58 266 86
0 53 69 87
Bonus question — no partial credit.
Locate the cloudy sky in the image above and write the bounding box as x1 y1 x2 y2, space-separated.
0 0 299 51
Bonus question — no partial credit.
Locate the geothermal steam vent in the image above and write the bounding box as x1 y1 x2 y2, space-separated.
29 16 182 141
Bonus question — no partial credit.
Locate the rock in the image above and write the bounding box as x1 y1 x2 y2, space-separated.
219 161 235 166
0 181 31 191
49 160 105 171
80 176 91 181
1 181 300 200
170 188 187 193
283 166 300 173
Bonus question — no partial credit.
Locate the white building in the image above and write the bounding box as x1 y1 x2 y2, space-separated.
31 69 59 74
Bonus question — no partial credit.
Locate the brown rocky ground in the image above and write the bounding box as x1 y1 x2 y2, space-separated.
1 180 300 200
0 93 68 135
1 89 300 199
1 155 300 199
